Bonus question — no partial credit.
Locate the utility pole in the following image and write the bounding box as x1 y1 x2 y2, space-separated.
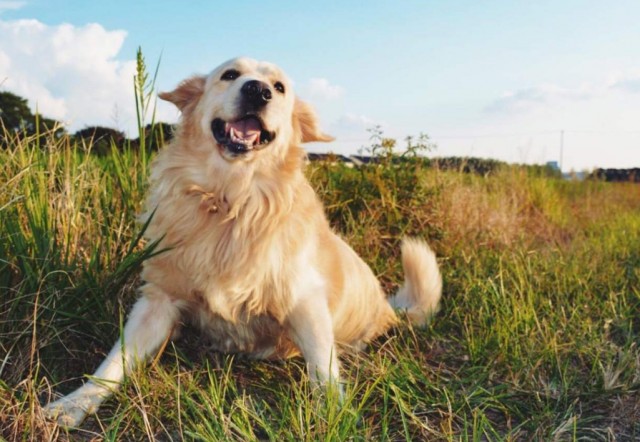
560 130 564 172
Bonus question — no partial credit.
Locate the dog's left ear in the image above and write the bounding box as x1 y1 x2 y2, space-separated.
293 98 334 143
158 75 206 113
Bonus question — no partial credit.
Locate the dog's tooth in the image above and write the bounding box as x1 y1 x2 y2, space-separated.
231 127 240 142
232 131 244 144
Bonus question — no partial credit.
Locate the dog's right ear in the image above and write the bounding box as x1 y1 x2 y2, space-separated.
158 76 206 112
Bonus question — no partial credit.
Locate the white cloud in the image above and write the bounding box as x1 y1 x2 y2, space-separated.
485 83 596 114
0 1 26 13
486 70 640 116
303 77 345 101
0 18 173 135
332 113 377 133
609 72 640 94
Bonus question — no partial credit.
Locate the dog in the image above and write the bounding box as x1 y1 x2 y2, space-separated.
44 57 442 426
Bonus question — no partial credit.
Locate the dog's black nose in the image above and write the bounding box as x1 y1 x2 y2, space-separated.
241 80 272 108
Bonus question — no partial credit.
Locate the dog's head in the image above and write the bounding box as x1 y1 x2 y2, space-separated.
159 57 332 163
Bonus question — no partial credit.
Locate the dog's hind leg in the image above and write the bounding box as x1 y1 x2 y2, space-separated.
44 286 180 427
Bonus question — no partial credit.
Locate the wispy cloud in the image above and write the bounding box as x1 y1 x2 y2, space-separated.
0 1 26 13
328 113 384 146
332 113 377 132
609 73 640 94
485 83 595 114
486 69 640 115
303 77 345 101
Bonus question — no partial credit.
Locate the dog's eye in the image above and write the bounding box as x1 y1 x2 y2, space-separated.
274 81 285 94
221 69 241 81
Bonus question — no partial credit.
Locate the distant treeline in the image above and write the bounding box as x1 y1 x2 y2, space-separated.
71 123 175 154
588 168 640 183
431 157 561 177
309 153 562 177
0 90 174 154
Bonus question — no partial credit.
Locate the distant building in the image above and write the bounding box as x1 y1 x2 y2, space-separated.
546 161 560 171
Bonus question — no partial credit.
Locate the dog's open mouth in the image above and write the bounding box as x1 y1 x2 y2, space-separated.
211 116 275 156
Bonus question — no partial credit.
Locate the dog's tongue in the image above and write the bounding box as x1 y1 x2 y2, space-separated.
227 118 261 144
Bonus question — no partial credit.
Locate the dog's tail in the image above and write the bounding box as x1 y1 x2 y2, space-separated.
389 237 442 327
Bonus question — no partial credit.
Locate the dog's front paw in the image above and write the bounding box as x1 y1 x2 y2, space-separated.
44 398 87 427
43 390 99 427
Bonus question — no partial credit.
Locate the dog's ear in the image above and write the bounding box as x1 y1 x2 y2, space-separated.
158 76 206 112
293 98 334 143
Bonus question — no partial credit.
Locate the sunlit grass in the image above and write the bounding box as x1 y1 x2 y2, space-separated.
1 121 639 440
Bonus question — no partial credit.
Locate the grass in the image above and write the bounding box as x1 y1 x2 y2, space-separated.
1 125 639 441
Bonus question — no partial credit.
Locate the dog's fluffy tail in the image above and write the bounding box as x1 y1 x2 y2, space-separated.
389 238 442 327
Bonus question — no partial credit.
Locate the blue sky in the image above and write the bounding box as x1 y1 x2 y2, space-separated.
2 0 640 171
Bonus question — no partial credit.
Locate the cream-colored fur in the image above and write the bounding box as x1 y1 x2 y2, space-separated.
45 57 442 426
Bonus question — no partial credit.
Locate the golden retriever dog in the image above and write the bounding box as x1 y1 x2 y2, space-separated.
45 57 442 426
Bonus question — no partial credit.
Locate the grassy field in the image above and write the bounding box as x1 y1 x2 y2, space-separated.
1 127 639 441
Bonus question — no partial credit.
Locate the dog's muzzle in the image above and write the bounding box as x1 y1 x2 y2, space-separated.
211 116 275 156
211 79 278 157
